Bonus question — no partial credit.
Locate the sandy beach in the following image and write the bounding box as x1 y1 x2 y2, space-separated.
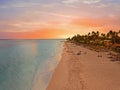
47 42 120 90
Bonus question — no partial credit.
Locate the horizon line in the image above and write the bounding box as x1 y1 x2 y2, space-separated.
0 38 66 40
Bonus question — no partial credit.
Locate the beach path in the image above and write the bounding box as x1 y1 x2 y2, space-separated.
47 42 120 90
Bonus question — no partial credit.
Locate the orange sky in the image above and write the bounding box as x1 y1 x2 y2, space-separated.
0 0 120 39
4 16 120 39
7 27 69 39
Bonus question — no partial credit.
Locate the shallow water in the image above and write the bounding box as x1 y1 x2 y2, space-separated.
0 39 63 90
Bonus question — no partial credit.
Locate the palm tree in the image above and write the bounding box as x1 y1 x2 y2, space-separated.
107 30 113 39
96 31 100 38
101 33 106 40
107 30 120 44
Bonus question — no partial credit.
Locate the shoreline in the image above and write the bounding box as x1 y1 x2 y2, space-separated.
32 42 63 90
47 42 120 90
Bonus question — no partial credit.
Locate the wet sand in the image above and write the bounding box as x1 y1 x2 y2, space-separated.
47 42 120 90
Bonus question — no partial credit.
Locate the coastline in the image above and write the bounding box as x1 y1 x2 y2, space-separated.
47 42 120 90
32 40 63 90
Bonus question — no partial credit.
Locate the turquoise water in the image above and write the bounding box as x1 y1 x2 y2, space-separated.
0 40 63 90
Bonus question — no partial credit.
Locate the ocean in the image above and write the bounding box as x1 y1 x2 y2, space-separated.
0 39 63 90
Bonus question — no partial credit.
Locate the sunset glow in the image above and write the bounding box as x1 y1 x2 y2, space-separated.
0 0 120 39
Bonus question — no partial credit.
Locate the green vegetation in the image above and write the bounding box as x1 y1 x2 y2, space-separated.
67 30 120 53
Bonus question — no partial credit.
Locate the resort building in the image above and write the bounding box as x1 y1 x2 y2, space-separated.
104 40 112 47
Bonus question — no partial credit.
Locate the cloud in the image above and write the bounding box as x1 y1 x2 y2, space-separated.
83 0 101 4
0 2 41 8
62 0 101 4
62 0 79 4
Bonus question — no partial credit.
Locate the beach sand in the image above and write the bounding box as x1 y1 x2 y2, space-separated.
47 42 120 90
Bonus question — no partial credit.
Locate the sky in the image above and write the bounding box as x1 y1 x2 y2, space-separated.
0 0 120 39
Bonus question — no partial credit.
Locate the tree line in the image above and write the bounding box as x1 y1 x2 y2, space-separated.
67 30 120 46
